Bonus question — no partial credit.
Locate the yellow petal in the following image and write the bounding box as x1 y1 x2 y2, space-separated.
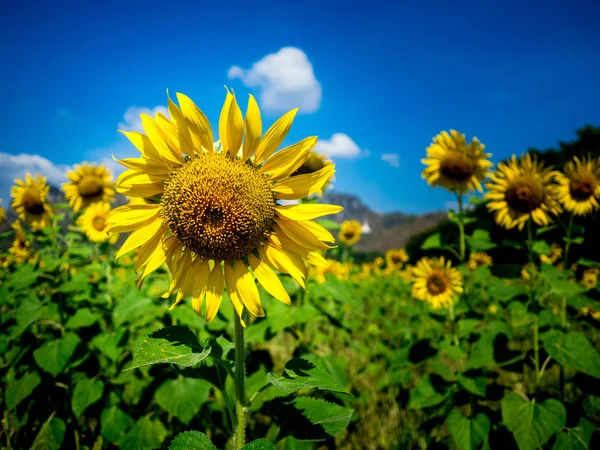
117 182 164 198
276 203 343 221
114 156 170 175
270 232 328 268
249 253 291 305
234 260 264 317
242 94 262 161
226 92 244 158
275 221 332 250
259 136 318 181
175 93 214 154
105 205 161 233
224 262 246 324
139 234 168 279
191 260 210 315
141 115 184 165
258 243 306 289
116 169 164 189
254 108 298 165
156 112 184 157
115 220 165 260
219 91 233 155
294 220 335 243
119 130 162 161
135 229 167 272
167 93 195 157
205 263 224 322
272 165 335 200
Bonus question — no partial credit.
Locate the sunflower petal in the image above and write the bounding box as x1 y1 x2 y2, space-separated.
191 259 211 315
259 136 318 180
249 253 291 305
106 204 161 232
242 94 262 161
205 263 224 322
175 92 215 154
272 165 335 200
115 220 165 260
254 109 298 165
224 262 246 324
234 260 264 317
258 243 306 289
275 221 332 250
219 91 233 155
141 114 185 165
119 130 163 161
226 93 244 158
276 203 344 221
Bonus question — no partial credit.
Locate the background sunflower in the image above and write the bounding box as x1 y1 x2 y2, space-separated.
10 173 53 231
63 163 115 212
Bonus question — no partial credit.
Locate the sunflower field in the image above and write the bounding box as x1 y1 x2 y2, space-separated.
1 93 599 450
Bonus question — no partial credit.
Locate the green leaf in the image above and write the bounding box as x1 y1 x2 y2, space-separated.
72 377 104 418
65 308 100 329
447 411 491 450
466 333 498 370
457 373 486 397
112 289 163 328
315 219 341 231
552 417 594 450
169 431 217 450
90 329 127 361
502 394 566 450
127 326 211 370
421 233 442 250
563 236 584 245
532 240 552 255
242 440 276 450
266 358 348 395
550 279 587 298
101 407 131 443
267 397 353 441
409 375 449 409
118 416 168 450
577 258 599 267
33 333 81 376
31 416 66 450
8 265 39 290
155 377 211 425
540 330 600 378
5 371 41 410
468 230 496 251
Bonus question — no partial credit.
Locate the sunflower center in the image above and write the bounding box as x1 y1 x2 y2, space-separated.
161 153 276 261
78 175 104 198
569 174 596 201
22 191 45 215
391 255 402 264
439 152 476 182
343 231 356 240
426 273 448 295
92 216 106 231
505 177 544 213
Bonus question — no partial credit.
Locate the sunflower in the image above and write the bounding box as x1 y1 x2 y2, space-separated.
77 202 118 243
11 174 53 231
386 248 409 268
338 220 362 246
539 243 563 265
412 256 463 309
106 91 341 325
63 163 115 212
9 221 32 264
292 151 334 196
311 259 350 284
0 200 6 226
581 268 599 290
466 252 493 271
521 263 537 281
421 130 492 193
555 155 600 216
488 304 498 315
485 154 562 230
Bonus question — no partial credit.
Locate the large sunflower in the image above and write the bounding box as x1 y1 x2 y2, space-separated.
555 155 600 216
412 256 463 309
338 220 362 246
421 130 492 193
106 91 341 325
291 151 334 196
63 163 115 212
77 202 118 243
485 154 562 230
11 174 53 231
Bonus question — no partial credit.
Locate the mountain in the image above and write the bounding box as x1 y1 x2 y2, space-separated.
320 192 446 253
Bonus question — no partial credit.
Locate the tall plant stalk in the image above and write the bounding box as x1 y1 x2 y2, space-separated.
234 313 246 449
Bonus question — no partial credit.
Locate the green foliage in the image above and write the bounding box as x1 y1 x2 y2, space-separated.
446 411 490 450
31 416 66 450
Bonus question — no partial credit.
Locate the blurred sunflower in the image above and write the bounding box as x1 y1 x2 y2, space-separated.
555 155 600 216
291 151 334 197
373 256 384 268
11 174 53 231
539 243 563 265
412 256 463 309
488 304 498 315
311 259 350 284
106 90 341 325
521 262 537 281
421 130 492 193
0 200 6 226
77 202 119 243
485 154 561 230
581 268 599 290
399 264 414 282
467 252 493 271
63 163 115 212
338 220 362 246
386 248 409 268
9 221 32 264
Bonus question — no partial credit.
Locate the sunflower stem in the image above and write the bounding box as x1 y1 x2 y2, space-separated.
563 214 574 268
533 316 541 397
559 214 573 402
233 313 246 449
456 193 466 262
526 219 541 397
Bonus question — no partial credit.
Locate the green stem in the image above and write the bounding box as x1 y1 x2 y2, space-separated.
563 214 574 268
526 219 540 397
448 305 459 347
533 316 540 396
457 193 466 262
234 313 246 449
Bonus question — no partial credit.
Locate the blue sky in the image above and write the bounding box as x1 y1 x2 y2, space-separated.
1 0 599 213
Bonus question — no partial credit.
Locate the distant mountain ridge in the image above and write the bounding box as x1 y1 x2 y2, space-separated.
320 192 446 253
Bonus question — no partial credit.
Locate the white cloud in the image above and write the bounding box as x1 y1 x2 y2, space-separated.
118 106 169 132
228 47 322 114
381 153 400 167
315 133 363 158
0 152 72 200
